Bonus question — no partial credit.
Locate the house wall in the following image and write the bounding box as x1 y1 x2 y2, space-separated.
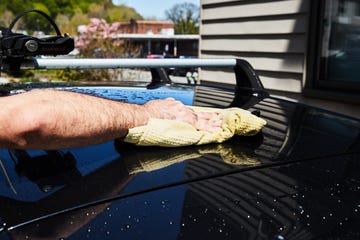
199 0 310 93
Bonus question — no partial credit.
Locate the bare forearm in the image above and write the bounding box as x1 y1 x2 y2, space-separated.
0 90 150 149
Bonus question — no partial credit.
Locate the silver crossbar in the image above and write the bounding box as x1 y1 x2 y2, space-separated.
20 58 237 70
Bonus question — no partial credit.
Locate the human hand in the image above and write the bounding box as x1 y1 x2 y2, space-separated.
195 111 223 133
144 98 222 133
144 98 198 126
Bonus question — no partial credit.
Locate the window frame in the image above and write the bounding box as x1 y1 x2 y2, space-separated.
305 0 360 102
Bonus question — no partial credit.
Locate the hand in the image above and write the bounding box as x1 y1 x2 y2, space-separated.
144 98 198 126
195 111 223 133
144 98 222 133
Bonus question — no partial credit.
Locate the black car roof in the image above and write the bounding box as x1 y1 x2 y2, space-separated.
0 58 358 239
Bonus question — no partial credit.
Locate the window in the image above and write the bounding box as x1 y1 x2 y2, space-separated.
307 0 360 100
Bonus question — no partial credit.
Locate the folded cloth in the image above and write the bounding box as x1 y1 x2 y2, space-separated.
123 106 267 147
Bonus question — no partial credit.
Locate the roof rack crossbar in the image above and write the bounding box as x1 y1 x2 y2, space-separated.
19 58 237 70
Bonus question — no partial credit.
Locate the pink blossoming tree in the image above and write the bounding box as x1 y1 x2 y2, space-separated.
57 18 141 81
75 18 139 58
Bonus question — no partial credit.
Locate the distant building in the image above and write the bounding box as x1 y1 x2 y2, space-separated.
116 19 198 58
119 19 174 35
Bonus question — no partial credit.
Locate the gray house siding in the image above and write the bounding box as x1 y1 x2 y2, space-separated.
200 0 310 93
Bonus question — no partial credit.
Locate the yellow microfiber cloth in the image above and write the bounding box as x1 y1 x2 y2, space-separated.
123 106 266 147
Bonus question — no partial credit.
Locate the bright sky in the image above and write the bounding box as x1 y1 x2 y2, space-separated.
113 0 200 20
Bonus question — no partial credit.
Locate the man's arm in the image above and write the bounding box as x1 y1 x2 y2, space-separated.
0 90 196 149
0 89 221 150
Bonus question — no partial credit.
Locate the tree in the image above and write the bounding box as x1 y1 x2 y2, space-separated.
76 18 124 57
0 10 14 27
107 5 142 23
55 14 71 34
0 0 143 34
68 8 89 35
64 18 141 81
87 3 106 19
165 2 199 34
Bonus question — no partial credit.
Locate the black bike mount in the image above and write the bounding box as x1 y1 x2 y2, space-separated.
0 9 74 72
144 58 269 107
230 58 269 108
147 68 172 89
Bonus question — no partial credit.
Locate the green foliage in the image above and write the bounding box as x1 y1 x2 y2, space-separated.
175 19 199 34
18 77 40 83
0 10 15 27
0 0 143 35
6 69 34 78
107 5 142 22
56 69 82 81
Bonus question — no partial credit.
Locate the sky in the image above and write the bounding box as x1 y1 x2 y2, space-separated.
113 0 200 20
